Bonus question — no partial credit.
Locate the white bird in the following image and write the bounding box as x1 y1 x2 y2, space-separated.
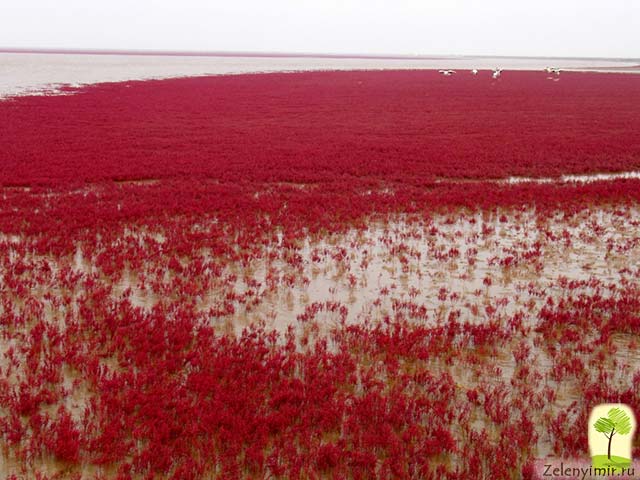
471 69 479 75
545 67 561 75
492 68 502 79
438 69 456 76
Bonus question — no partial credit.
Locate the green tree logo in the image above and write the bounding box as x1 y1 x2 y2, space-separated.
589 405 635 470
594 408 632 460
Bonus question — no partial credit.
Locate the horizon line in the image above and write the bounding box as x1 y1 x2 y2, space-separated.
1 47 638 62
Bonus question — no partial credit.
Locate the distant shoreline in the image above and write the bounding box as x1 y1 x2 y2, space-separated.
2 51 638 99
1 47 638 63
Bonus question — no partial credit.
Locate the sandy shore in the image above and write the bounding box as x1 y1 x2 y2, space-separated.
1 52 638 98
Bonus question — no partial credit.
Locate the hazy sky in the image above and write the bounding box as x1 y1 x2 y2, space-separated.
2 0 638 58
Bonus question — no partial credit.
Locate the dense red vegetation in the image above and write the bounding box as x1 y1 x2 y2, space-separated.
2 70 640 187
1 71 640 479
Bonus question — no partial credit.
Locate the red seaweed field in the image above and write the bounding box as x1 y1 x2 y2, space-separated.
1 70 640 479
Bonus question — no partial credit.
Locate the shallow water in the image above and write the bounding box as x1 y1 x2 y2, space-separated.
431 170 640 185
2 202 639 477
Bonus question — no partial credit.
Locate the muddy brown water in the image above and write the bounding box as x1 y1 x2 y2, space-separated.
1 203 640 477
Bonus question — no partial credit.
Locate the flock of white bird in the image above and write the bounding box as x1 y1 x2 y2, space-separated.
438 67 562 79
